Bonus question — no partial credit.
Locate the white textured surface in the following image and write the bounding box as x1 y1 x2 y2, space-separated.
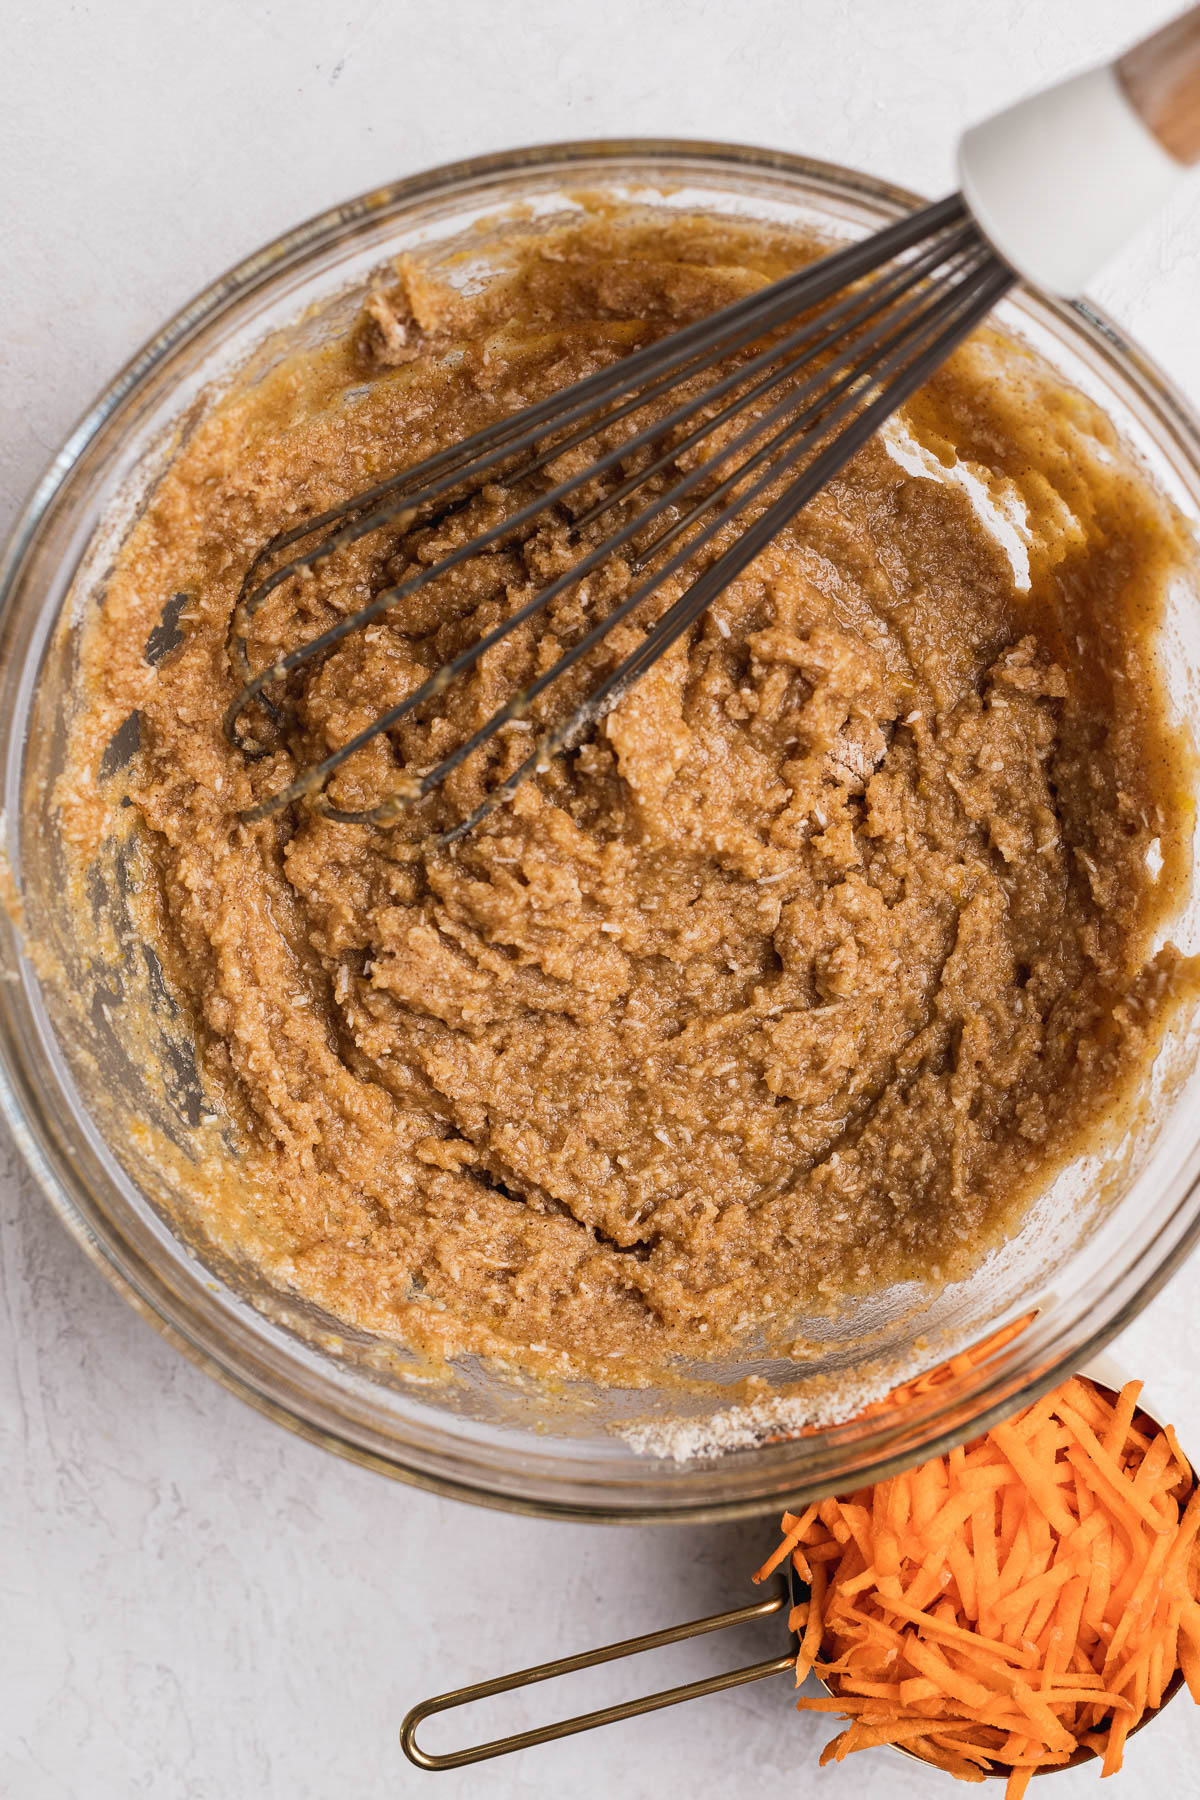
3 3 1200 1795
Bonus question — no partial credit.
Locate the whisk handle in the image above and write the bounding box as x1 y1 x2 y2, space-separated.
1119 7 1200 167
958 4 1200 296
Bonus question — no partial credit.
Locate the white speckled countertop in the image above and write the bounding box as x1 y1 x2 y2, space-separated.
3 3 1200 1794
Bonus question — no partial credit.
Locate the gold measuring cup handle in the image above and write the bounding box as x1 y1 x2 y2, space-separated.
400 1583 795 1771
401 1369 1196 1776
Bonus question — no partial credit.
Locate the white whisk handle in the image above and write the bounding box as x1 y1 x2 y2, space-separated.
958 5 1200 295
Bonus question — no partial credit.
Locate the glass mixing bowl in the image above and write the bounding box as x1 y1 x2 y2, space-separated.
2 141 1199 1523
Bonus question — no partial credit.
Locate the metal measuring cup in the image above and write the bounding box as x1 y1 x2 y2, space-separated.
401 1375 1190 1777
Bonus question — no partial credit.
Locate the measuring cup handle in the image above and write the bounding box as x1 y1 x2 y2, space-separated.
401 1585 794 1771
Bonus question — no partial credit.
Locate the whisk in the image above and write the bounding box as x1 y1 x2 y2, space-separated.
226 9 1200 843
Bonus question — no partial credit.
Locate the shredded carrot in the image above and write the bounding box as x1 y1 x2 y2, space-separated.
754 1503 819 1582
1102 1381 1143 1457
1165 1424 1193 1490
1178 1631 1200 1703
990 1421 1076 1536
754 1374 1198 1784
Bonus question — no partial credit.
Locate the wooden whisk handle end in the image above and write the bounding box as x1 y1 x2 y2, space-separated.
1118 5 1200 167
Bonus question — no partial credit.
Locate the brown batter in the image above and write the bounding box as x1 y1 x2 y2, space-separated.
60 207 1199 1381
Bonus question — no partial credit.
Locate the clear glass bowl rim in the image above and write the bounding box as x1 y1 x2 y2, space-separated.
2 136 1200 1524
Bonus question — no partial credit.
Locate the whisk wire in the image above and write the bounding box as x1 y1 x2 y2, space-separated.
564 222 981 539
226 196 1012 836
410 255 1001 806
432 258 1013 845
225 217 978 744
238 240 991 817
231 194 969 609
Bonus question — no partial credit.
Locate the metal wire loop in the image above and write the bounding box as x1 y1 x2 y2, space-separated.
400 1586 793 1772
223 194 1013 836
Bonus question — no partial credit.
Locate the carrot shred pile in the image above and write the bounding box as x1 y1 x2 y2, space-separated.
754 1377 1200 1792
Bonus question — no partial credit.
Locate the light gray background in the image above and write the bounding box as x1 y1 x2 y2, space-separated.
3 3 1200 1795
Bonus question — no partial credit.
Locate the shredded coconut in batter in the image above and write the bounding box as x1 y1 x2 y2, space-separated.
59 208 1199 1381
